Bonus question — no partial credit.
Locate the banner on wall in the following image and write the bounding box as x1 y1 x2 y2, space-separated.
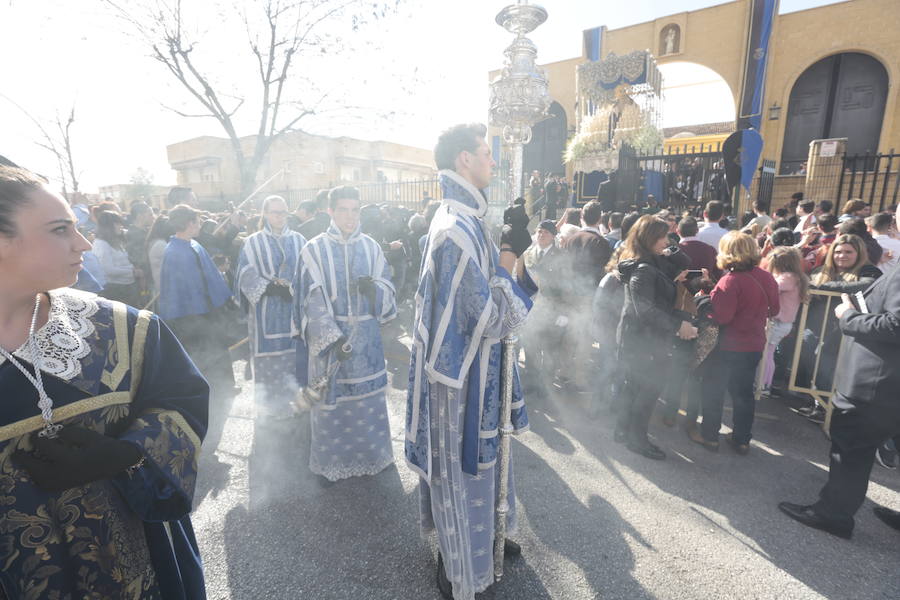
738 0 779 130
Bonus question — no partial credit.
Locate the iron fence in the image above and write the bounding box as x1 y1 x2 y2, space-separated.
632 143 729 213
836 150 900 213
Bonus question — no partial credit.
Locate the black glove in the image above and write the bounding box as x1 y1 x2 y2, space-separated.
331 336 353 362
13 426 144 493
500 224 530 258
356 276 378 309
264 281 293 301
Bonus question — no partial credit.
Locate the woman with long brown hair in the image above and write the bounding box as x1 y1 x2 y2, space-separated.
811 233 881 287
615 215 696 460
795 234 882 421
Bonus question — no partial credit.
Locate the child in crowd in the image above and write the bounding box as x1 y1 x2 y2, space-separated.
761 246 809 394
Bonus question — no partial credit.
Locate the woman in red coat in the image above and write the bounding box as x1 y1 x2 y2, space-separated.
690 231 780 454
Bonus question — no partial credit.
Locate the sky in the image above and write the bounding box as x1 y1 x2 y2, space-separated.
0 0 845 190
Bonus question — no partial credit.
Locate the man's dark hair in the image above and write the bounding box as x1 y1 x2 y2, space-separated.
817 200 834 214
328 185 361 210
799 200 815 214
771 218 790 231
166 186 194 208
297 200 318 216
753 199 767 213
838 216 867 237
705 200 724 222
129 201 152 223
434 123 487 171
315 189 330 210
620 211 641 239
771 228 795 247
791 192 804 201
582 201 603 226
869 211 895 234
0 165 47 237
609 211 624 229
817 213 838 233
678 216 699 238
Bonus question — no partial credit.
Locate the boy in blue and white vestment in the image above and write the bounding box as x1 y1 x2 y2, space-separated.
235 195 306 417
293 186 397 481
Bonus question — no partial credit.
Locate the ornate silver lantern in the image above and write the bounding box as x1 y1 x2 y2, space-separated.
489 0 551 205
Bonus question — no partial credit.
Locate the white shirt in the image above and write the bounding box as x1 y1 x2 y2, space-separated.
696 222 728 249
874 234 900 270
794 213 816 233
92 239 135 285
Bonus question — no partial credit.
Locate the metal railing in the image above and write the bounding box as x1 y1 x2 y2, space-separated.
785 289 850 433
836 150 900 214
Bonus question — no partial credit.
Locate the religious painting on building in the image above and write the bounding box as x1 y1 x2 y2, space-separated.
780 52 887 174
659 24 680 56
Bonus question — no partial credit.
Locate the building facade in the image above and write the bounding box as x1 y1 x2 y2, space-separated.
166 130 435 207
490 0 900 206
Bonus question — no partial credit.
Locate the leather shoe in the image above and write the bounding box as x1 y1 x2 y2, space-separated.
687 427 719 452
728 435 750 455
873 506 900 532
626 440 666 460
777 502 853 539
504 539 522 558
436 553 453 600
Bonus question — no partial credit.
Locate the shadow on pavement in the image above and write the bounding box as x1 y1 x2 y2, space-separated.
539 381 900 599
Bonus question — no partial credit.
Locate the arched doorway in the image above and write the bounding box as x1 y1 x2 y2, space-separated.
523 100 567 177
780 53 888 174
657 62 735 129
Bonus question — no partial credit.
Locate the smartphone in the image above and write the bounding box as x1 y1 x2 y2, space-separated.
685 270 704 278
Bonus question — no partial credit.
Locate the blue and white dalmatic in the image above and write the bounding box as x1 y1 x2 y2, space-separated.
405 170 537 600
235 223 306 415
293 222 397 481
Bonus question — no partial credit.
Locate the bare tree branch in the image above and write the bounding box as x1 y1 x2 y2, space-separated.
102 0 402 199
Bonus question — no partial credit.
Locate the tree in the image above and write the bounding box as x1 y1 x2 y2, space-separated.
125 166 155 204
0 94 81 200
105 0 401 200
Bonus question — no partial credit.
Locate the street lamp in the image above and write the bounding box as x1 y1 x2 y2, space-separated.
489 0 551 206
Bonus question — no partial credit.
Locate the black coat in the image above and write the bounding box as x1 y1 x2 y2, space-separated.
834 262 900 407
616 255 684 362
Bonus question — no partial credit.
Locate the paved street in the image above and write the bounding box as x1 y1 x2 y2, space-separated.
193 316 900 599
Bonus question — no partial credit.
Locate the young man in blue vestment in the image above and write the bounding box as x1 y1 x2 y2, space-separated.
159 204 237 394
235 195 306 419
293 186 397 481
405 124 538 600
0 165 207 598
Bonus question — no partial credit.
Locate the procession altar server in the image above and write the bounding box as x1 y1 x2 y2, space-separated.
235 195 306 417
405 124 537 600
0 165 207 598
158 204 236 392
292 185 397 481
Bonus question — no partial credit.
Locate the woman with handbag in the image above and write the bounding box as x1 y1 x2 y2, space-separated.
691 232 780 454
615 215 697 460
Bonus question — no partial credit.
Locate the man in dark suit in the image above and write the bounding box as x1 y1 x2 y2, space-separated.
779 204 900 538
561 201 612 390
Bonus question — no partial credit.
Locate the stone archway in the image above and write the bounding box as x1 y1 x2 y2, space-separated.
780 52 888 174
523 100 567 178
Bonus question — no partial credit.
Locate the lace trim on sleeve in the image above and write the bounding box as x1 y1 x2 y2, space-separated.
490 275 529 333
